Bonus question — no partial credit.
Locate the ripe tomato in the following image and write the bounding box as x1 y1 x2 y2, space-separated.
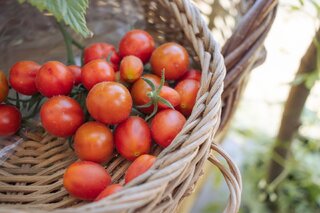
81 59 115 90
83 42 120 71
40 96 84 137
151 109 186 148
125 154 156 184
150 42 189 80
131 74 161 114
175 79 200 117
120 55 143 83
9 61 40 96
119 30 155 64
63 161 111 201
158 86 181 109
0 104 21 136
74 122 114 163
114 116 151 161
36 61 74 97
0 71 9 103
180 69 201 82
68 65 82 85
95 184 123 201
86 82 132 124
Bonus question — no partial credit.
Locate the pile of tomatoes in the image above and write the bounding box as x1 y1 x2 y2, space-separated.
0 29 201 201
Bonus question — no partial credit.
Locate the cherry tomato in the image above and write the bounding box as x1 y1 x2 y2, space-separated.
119 30 155 64
74 122 114 163
86 82 132 124
81 59 115 90
150 42 189 80
158 86 181 109
125 154 156 184
131 74 161 114
151 109 186 148
68 65 82 85
83 42 120 71
63 161 111 201
180 69 201 82
95 184 123 201
175 79 200 117
120 55 143 83
40 96 84 137
0 104 21 136
0 71 9 103
114 116 151 161
36 61 74 97
9 61 40 96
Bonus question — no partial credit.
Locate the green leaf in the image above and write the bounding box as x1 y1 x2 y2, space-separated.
19 0 91 38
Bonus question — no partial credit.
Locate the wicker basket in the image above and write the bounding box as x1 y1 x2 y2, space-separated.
0 0 278 212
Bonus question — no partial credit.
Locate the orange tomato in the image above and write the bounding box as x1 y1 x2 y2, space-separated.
120 55 143 83
95 184 123 201
68 65 82 85
158 86 181 109
180 69 201 82
125 154 156 184
63 161 111 201
74 122 114 163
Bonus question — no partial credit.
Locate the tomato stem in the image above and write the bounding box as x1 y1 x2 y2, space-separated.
57 21 76 65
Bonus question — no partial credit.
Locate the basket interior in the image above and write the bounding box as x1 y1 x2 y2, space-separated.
0 0 243 210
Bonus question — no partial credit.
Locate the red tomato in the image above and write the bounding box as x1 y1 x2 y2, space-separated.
40 96 84 137
9 61 40 95
125 154 156 184
150 42 189 80
83 42 120 71
158 86 181 109
180 69 201 82
35 61 74 97
81 59 115 90
114 116 151 161
95 184 123 201
175 79 200 117
63 161 111 201
130 74 161 114
68 65 82 85
119 30 155 64
0 71 9 103
151 109 186 148
0 104 21 136
74 122 114 163
120 55 143 83
86 82 132 124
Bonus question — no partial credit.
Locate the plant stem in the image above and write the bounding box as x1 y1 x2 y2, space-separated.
57 21 75 65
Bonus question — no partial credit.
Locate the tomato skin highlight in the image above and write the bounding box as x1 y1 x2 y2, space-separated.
95 184 123 201
81 59 115 90
151 109 186 148
9 61 40 96
179 69 201 82
0 104 21 136
63 161 111 201
35 61 74 97
68 65 82 86
83 42 120 71
114 116 151 161
40 96 84 137
131 74 161 114
119 30 155 64
74 122 114 163
175 79 200 117
125 154 156 184
158 86 181 109
86 82 132 125
120 55 143 83
0 71 9 103
150 42 189 80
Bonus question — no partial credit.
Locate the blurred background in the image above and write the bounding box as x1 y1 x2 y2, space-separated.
190 0 320 212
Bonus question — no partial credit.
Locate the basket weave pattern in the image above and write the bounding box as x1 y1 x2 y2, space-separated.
0 0 279 212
